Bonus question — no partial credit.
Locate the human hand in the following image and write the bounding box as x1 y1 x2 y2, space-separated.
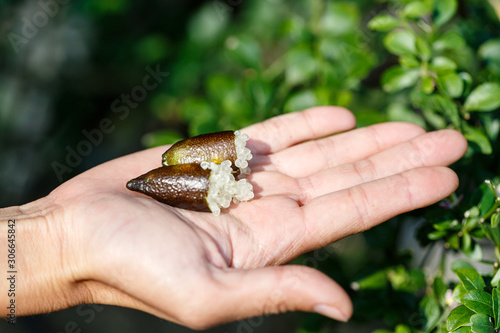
0 107 467 329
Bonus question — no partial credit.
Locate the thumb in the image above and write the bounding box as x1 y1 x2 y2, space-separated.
209 265 352 325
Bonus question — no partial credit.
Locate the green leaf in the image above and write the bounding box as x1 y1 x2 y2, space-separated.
428 230 447 240
456 268 486 291
493 288 500 329
352 269 388 290
492 271 500 288
320 2 359 36
431 56 458 73
383 30 417 55
447 233 460 250
483 222 500 248
492 213 500 229
479 39 500 62
466 242 483 261
368 14 400 31
400 55 420 68
188 4 228 45
421 76 435 94
394 324 412 333
225 35 261 69
416 37 431 61
434 95 461 128
463 290 493 316
454 283 468 303
433 31 466 51
452 261 476 272
447 305 475 331
433 0 457 27
464 83 500 112
460 72 474 96
433 276 448 305
284 90 318 113
403 2 431 18
434 219 461 231
477 182 497 217
437 72 464 98
382 67 420 93
285 47 318 86
462 232 472 254
464 125 493 155
470 313 494 333
454 326 473 333
420 295 441 329
387 102 426 127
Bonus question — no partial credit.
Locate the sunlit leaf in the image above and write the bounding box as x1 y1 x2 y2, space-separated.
433 95 461 128
463 290 493 316
479 39 500 62
320 2 360 36
352 269 388 290
382 66 420 93
433 276 448 305
368 14 400 31
470 313 494 333
284 90 318 113
420 295 440 329
433 31 466 51
384 30 417 55
225 35 261 69
437 72 464 98
400 56 420 71
285 47 318 86
464 83 500 112
416 37 431 61
456 269 486 291
492 213 500 229
454 326 472 333
394 324 412 333
477 182 497 217
386 103 426 127
431 56 458 73
454 326 473 333
452 260 476 272
454 283 468 303
447 305 474 331
188 3 228 45
433 0 457 27
421 76 435 94
403 2 431 18
433 219 460 231
464 125 493 155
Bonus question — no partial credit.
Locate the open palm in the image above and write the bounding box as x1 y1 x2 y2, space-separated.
48 107 467 329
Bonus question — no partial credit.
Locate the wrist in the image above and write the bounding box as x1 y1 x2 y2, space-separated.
0 196 88 317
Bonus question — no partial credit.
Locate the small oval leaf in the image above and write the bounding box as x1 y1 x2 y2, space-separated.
462 290 493 317
447 305 475 331
456 268 486 291
464 83 500 112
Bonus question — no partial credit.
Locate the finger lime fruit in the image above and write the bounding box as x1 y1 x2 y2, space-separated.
126 163 211 212
162 130 252 175
126 161 254 215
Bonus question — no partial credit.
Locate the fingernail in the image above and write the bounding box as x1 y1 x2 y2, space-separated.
313 304 348 322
